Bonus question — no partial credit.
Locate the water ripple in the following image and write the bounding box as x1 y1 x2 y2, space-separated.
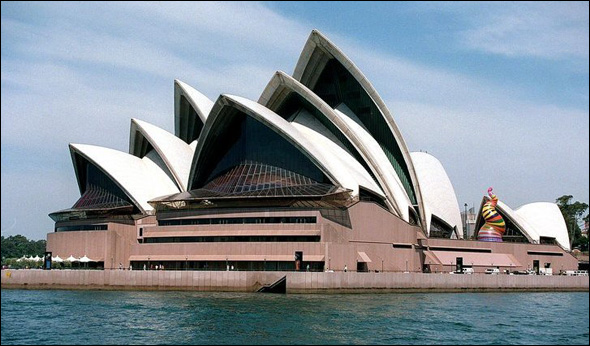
1 291 588 345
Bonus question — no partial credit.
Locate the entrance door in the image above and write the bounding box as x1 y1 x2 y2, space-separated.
533 260 540 275
294 251 303 271
456 257 463 273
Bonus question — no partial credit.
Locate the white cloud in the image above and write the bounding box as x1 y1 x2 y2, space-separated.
461 2 589 61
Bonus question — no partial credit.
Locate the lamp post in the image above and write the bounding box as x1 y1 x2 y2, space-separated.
147 257 150 270
464 203 468 238
185 256 188 271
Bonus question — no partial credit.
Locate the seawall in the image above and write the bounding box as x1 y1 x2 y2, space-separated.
2 270 588 293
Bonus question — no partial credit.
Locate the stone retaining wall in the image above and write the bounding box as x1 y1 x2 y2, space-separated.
2 270 588 293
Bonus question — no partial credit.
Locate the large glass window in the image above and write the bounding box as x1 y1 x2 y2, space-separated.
143 236 320 243
72 162 134 210
178 95 204 143
55 224 108 232
311 59 416 204
193 111 331 190
159 216 317 226
275 92 380 187
429 215 455 238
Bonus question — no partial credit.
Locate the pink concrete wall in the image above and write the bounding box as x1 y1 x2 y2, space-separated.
3 270 587 292
322 202 422 273
46 202 577 278
47 230 108 261
427 238 579 273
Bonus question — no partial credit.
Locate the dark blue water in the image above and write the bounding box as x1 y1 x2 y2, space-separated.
1 290 588 345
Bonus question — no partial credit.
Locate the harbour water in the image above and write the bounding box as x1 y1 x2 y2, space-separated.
1 290 588 345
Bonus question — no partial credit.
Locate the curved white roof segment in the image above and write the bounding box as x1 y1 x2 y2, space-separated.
258 71 384 199
70 143 180 213
129 118 195 191
190 94 362 193
290 109 384 198
488 200 538 244
411 152 463 238
516 202 570 251
259 71 407 216
174 79 213 143
335 104 413 222
485 200 570 251
292 29 427 230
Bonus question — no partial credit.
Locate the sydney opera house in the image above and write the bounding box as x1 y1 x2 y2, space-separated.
47 30 577 274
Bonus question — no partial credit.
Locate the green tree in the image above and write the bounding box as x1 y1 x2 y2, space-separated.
556 195 589 251
1 235 47 261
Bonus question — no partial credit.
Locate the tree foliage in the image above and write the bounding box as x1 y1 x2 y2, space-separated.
556 195 589 251
1 235 47 260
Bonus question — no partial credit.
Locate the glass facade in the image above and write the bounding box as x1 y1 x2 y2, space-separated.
200 161 338 198
319 208 352 228
192 111 332 192
429 215 455 238
274 92 380 187
143 236 320 243
131 130 154 158
178 95 204 143
160 216 316 226
55 224 108 232
310 58 416 204
131 260 325 272
72 162 135 211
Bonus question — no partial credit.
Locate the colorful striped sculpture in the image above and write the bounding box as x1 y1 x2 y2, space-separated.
478 187 506 242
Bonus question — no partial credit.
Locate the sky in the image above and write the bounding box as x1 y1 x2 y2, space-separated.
1 1 588 240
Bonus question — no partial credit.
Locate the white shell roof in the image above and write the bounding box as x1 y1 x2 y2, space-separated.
411 152 463 238
335 103 412 221
129 118 195 191
70 143 180 213
486 199 570 251
516 202 571 251
290 109 385 197
292 29 427 229
258 71 384 199
174 79 213 125
191 94 368 193
174 79 213 145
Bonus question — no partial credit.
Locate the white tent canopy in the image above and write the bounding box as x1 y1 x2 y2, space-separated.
32 255 42 262
66 255 79 262
52 255 64 263
79 255 96 263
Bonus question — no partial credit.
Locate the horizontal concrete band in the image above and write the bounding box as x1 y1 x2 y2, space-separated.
2 270 588 293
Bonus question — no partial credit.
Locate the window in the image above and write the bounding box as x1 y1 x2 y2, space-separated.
159 216 317 226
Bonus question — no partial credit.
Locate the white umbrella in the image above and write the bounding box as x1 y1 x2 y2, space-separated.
66 255 79 262
79 255 93 263
32 255 42 262
52 255 64 263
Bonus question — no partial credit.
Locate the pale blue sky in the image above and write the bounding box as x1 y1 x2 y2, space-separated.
1 2 588 239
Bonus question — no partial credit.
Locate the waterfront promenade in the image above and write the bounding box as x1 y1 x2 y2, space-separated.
2 270 587 293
